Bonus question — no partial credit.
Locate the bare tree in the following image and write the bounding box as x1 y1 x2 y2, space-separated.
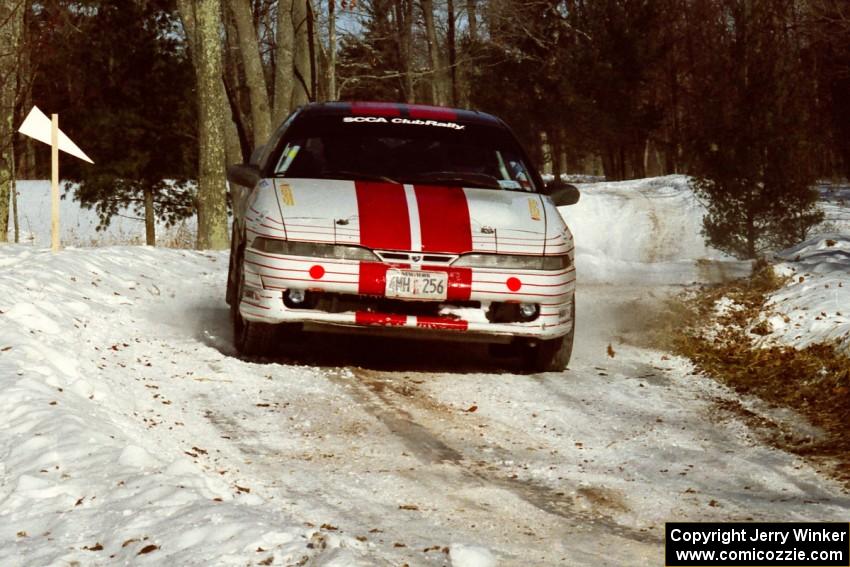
181 0 243 166
393 0 415 102
421 0 445 104
16 2 34 180
447 0 457 105
291 0 312 108
0 0 25 243
178 0 230 250
466 0 476 40
228 0 273 146
328 0 337 99
273 0 295 122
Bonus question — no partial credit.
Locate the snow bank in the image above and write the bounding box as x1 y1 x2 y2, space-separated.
559 175 749 285
559 176 850 353
0 247 364 565
760 234 850 354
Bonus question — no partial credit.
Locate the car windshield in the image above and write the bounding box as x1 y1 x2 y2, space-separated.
272 119 539 192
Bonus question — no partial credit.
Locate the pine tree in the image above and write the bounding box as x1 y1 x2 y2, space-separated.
42 1 199 246
686 0 823 258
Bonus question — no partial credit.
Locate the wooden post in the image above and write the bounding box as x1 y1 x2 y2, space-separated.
51 113 59 252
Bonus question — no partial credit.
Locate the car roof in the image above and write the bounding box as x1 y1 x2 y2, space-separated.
295 101 506 128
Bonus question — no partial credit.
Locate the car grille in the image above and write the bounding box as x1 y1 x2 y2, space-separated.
373 251 458 265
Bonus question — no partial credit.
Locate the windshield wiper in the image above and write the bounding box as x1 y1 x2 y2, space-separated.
318 170 400 184
272 170 400 184
404 171 502 190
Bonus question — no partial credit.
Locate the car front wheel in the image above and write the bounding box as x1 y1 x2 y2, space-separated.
231 248 277 357
520 297 575 373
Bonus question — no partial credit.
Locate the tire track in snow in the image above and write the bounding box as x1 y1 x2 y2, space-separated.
327 367 663 547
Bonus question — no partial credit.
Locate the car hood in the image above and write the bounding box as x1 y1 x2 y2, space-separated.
254 178 572 256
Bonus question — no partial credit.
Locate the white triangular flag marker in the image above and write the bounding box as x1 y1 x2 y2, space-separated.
17 107 93 251
18 106 94 164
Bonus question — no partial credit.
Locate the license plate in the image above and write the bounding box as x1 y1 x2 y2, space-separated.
385 269 448 300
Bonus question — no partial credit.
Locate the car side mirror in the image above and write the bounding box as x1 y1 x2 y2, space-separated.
544 182 580 206
227 164 261 188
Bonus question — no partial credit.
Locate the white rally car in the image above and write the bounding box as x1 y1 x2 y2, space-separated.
226 102 580 371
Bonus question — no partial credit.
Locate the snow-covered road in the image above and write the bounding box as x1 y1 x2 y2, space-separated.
3 176 849 566
2 246 848 566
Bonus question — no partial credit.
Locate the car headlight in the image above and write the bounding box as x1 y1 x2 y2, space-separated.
251 237 379 261
452 253 570 270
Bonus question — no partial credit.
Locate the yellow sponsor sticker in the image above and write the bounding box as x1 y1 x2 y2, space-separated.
528 198 541 221
278 182 295 206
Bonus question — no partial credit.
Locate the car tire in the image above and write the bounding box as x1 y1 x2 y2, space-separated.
521 296 575 373
225 224 239 306
231 246 277 357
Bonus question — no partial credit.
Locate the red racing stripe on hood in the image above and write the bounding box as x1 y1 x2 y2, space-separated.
355 181 411 251
414 185 473 254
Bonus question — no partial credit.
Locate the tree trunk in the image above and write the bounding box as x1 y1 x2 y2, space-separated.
421 0 443 105
0 137 13 245
178 0 230 250
291 0 311 109
307 0 318 99
746 210 756 259
601 147 616 181
11 179 18 242
549 130 562 181
227 0 272 147
222 95 244 165
0 0 24 243
618 146 626 180
394 0 415 102
447 0 457 106
328 0 336 100
273 0 295 122
404 0 414 103
466 0 477 40
458 0 476 107
180 0 243 165
539 131 551 175
17 12 35 178
631 140 645 179
144 185 156 246
222 10 251 156
558 127 569 175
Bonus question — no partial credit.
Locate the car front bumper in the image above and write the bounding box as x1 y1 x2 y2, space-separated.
239 248 576 341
